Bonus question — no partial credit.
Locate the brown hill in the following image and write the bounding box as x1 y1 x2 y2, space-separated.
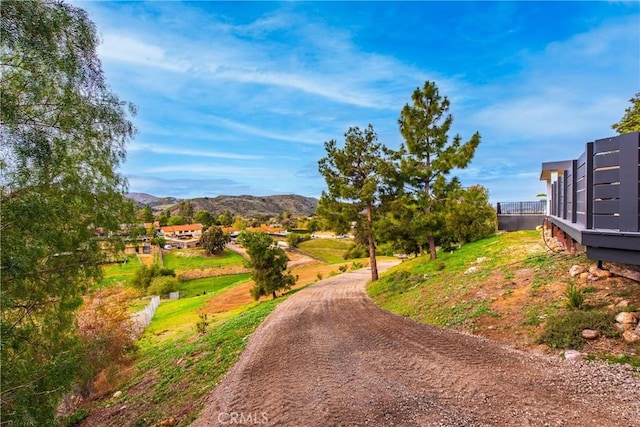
126 193 318 217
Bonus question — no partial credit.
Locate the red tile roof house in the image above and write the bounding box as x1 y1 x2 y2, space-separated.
158 224 203 249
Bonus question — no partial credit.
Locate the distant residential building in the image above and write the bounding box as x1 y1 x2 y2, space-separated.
159 223 203 238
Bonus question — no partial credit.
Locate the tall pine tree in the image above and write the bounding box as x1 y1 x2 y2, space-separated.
392 81 480 259
318 125 386 281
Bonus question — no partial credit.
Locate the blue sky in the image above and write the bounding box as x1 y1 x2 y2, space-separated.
77 1 639 203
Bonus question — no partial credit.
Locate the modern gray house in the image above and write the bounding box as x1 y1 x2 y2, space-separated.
540 132 640 266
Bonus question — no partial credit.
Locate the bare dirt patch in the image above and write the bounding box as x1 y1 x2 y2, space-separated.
200 262 346 314
193 263 640 427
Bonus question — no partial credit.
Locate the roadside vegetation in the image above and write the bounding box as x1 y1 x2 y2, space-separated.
368 230 640 365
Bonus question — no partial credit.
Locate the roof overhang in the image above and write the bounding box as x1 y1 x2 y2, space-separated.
540 160 573 182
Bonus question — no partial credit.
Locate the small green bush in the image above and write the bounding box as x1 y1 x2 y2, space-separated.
522 306 541 326
343 244 367 260
131 264 175 291
538 310 619 349
196 313 209 334
350 261 363 270
147 276 180 296
316 272 323 281
61 408 90 427
287 233 311 248
564 283 585 310
338 264 348 273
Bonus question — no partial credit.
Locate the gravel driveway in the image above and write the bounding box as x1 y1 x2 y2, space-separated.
192 262 640 426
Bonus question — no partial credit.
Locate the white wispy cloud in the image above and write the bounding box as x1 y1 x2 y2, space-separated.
141 164 293 180
128 142 264 160
98 33 189 73
206 116 324 145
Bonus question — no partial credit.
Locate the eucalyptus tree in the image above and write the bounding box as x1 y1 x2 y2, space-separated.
391 81 480 259
1 1 136 423
318 124 387 281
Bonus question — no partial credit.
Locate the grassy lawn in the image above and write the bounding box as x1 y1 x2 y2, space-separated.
163 249 244 272
178 273 251 298
99 255 142 287
143 273 251 340
297 238 353 263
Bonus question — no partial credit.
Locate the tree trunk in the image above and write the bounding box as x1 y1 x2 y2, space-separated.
367 204 379 281
428 234 437 260
272 291 277 299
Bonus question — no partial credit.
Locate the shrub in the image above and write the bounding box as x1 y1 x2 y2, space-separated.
564 283 586 310
316 272 323 281
147 276 180 296
131 264 175 291
287 233 311 248
338 264 348 273
196 313 209 334
343 244 367 260
538 310 619 349
76 288 137 397
350 261 363 270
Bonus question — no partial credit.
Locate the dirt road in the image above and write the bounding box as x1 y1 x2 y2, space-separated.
193 263 640 426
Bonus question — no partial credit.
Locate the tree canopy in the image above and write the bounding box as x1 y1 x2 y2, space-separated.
200 225 230 255
238 231 296 300
1 0 136 423
389 80 481 259
611 92 640 134
318 124 386 281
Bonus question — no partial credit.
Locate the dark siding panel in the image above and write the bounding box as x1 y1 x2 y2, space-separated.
586 247 640 265
593 184 619 199
593 200 619 214
593 168 619 185
619 133 640 232
594 151 619 168
593 215 618 230
594 137 620 153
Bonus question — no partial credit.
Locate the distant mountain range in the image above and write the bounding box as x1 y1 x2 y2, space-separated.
126 193 318 217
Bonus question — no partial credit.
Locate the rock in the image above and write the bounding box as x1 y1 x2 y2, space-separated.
589 266 611 278
476 257 490 264
579 272 589 279
464 266 480 275
581 329 600 340
157 418 177 427
616 312 639 325
112 390 122 399
564 350 582 361
623 330 640 343
569 265 586 277
587 274 599 281
616 300 630 308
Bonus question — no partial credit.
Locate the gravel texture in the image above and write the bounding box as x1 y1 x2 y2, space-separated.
192 262 640 426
